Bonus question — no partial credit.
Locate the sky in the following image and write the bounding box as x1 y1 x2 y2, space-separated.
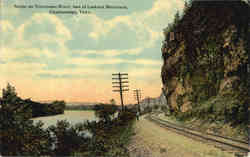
0 0 184 105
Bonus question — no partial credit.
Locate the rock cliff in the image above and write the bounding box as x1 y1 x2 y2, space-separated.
161 0 249 124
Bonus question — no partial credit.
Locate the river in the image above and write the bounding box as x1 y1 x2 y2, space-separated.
32 110 97 128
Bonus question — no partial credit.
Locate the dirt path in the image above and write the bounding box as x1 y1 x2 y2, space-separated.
127 115 235 157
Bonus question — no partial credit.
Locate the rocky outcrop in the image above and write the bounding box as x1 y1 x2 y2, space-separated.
161 0 249 123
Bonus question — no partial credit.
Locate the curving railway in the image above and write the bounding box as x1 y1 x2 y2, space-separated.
146 113 249 157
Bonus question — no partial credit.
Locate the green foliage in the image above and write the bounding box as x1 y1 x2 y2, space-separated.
0 98 53 156
25 99 66 117
153 105 159 110
161 0 250 137
161 105 168 111
141 106 153 114
2 83 18 103
183 0 192 15
0 84 135 156
110 98 116 105
0 83 66 119
185 92 249 127
163 10 182 39
118 109 136 122
0 84 66 156
176 94 184 111
174 11 181 28
50 100 66 114
0 117 53 156
84 110 136 157
94 103 118 123
0 84 57 156
65 104 95 110
48 120 91 156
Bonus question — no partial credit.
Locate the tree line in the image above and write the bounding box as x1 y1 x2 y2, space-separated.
0 83 136 156
0 83 66 118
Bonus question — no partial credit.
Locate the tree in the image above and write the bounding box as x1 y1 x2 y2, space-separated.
110 99 116 105
174 11 180 27
2 83 18 104
0 83 52 156
51 100 66 114
183 0 192 15
94 104 118 123
1 83 31 118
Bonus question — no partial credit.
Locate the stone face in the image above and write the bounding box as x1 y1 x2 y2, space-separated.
161 1 250 113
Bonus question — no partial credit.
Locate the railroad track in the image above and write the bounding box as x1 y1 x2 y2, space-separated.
151 113 248 145
146 114 249 156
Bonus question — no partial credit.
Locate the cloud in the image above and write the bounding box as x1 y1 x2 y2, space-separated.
87 0 184 43
0 47 56 63
0 62 46 77
34 56 161 81
85 14 157 48
70 58 121 65
0 0 182 103
37 73 83 79
36 66 114 80
132 59 161 66
87 14 134 40
16 13 71 52
65 0 184 56
0 20 14 32
31 13 72 40
67 55 161 67
0 13 73 70
72 47 143 57
1 4 19 17
0 47 38 61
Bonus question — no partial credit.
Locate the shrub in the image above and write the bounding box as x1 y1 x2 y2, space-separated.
48 120 91 156
94 103 118 123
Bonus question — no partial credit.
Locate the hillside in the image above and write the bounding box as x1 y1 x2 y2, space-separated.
161 0 249 127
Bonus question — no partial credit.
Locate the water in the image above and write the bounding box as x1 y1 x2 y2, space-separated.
32 110 97 137
32 110 96 127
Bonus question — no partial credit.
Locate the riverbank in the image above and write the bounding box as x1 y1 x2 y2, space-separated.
2 104 136 156
65 104 95 110
71 110 136 157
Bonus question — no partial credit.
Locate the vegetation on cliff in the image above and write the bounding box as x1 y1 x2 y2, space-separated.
161 0 249 135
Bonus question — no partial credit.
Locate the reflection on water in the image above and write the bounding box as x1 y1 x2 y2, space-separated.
32 111 96 127
32 111 97 137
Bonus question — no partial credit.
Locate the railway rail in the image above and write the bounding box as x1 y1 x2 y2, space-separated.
151 113 248 145
146 113 249 157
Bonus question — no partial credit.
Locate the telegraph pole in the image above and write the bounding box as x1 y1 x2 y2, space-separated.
133 89 141 112
147 97 151 106
112 73 129 111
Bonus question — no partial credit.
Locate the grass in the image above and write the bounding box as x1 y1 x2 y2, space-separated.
159 112 247 141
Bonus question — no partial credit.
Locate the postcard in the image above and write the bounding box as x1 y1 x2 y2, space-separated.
0 0 249 156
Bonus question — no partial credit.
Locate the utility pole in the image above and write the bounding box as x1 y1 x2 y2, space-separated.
112 73 129 111
133 89 141 112
147 97 151 106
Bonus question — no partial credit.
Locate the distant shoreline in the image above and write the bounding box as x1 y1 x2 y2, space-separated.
65 104 96 111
